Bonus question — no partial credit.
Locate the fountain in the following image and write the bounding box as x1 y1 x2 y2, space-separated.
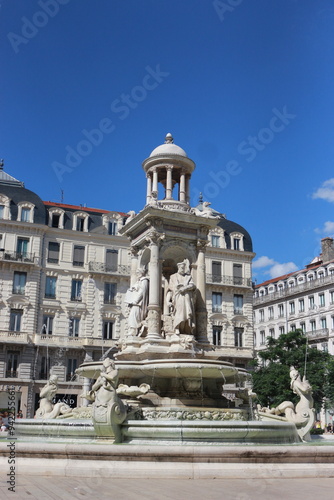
1 134 333 479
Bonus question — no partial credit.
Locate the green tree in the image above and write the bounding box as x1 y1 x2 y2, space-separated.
251 329 334 412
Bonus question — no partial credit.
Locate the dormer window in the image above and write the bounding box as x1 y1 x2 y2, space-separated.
231 232 244 251
73 212 89 232
48 208 65 229
17 202 34 223
0 194 11 220
102 213 121 235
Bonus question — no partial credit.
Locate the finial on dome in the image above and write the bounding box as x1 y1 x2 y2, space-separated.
165 133 174 144
0 159 4 171
199 192 203 204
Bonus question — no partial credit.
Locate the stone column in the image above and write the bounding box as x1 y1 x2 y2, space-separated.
146 173 152 205
196 240 208 343
146 231 164 340
129 246 139 287
179 169 186 203
166 166 173 199
185 175 190 204
152 167 158 195
81 377 91 407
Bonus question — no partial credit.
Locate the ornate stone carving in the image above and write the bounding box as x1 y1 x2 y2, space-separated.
125 268 149 336
141 408 247 421
35 375 71 419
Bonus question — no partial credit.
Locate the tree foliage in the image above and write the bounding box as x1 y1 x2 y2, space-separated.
250 329 334 412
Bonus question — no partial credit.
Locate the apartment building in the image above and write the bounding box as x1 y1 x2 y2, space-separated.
254 237 334 356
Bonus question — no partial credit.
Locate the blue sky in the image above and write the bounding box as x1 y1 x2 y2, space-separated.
1 0 334 284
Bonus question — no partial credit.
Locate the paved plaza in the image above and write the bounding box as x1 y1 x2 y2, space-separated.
1 477 334 500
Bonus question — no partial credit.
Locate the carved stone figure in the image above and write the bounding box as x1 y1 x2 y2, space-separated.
191 201 220 218
125 268 149 336
86 358 127 443
35 375 71 419
167 259 196 335
257 366 315 442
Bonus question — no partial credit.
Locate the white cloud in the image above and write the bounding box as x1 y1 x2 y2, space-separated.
268 262 298 279
315 221 334 235
252 256 276 269
253 256 298 282
312 178 334 203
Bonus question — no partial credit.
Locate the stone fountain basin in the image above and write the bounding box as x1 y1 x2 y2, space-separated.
76 359 240 382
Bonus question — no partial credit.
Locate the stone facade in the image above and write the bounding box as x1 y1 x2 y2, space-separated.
254 238 334 357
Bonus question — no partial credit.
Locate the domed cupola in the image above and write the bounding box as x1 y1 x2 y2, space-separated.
142 134 195 210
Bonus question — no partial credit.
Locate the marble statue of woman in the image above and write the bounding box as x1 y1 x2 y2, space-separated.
125 268 149 336
35 374 71 419
167 259 196 335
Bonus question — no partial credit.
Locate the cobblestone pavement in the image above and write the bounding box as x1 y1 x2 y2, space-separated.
1 477 334 500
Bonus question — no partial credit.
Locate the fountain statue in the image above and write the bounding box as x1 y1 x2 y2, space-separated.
257 366 315 442
35 375 71 419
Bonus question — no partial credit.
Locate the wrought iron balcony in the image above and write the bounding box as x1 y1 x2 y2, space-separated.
88 262 130 275
0 250 37 264
306 328 329 342
206 274 252 287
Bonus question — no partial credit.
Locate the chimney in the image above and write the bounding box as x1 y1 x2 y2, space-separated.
321 237 334 263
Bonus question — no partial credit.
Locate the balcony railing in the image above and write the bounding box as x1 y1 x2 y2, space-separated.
206 275 252 287
254 274 334 305
306 328 329 342
0 250 37 264
88 262 130 275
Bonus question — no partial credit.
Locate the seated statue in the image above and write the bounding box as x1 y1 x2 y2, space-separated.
166 259 196 335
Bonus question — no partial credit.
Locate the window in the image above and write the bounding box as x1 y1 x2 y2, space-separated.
16 237 29 257
21 207 31 222
322 343 328 352
212 325 222 345
321 318 327 329
212 292 222 313
234 327 243 347
6 351 19 378
69 317 80 337
233 238 240 250
269 328 275 338
45 276 57 298
278 304 284 317
309 296 315 310
234 294 243 314
66 358 78 381
48 209 65 229
279 326 285 336
39 356 50 379
51 213 60 228
289 302 295 315
108 221 118 235
330 290 334 304
212 261 222 283
42 316 53 335
103 320 114 340
310 320 316 331
211 235 220 248
299 299 304 312
48 242 60 263
290 324 296 331
233 264 242 285
300 322 306 333
73 245 85 267
9 309 23 332
319 293 325 307
0 205 4 219
76 217 85 231
268 306 274 319
13 271 27 295
71 279 82 301
106 249 118 271
259 309 264 322
260 331 265 345
104 283 117 304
